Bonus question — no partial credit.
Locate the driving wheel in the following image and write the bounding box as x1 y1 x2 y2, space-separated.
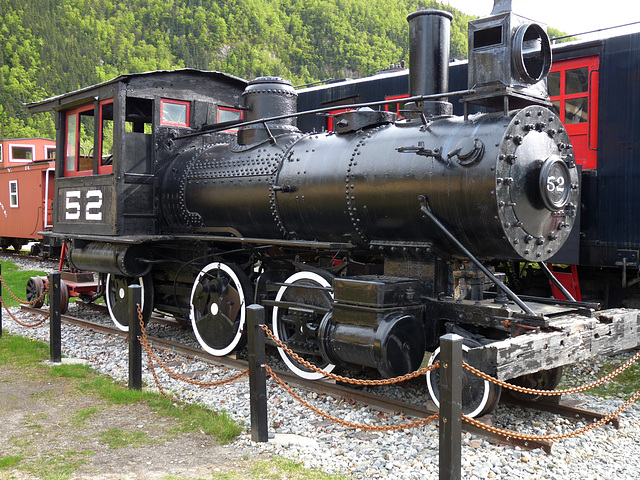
190 262 252 356
272 271 336 380
105 274 154 331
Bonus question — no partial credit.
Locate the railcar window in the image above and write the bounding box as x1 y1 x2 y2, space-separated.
565 67 589 94
9 180 18 208
10 145 34 162
565 97 588 124
547 71 560 97
160 99 190 127
45 146 56 159
126 97 153 134
218 106 242 123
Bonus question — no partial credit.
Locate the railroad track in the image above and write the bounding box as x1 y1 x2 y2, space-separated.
19 303 619 453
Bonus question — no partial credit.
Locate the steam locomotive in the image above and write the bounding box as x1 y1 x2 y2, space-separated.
26 2 640 417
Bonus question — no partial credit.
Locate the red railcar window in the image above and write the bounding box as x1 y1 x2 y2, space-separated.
548 55 599 169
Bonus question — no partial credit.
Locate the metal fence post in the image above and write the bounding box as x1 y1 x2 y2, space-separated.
128 284 142 390
49 271 62 363
439 333 463 480
247 304 268 442
0 263 3 338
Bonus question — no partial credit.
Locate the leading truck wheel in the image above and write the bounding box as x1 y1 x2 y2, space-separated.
426 338 501 418
190 262 252 356
272 271 337 380
105 274 154 331
26 276 46 308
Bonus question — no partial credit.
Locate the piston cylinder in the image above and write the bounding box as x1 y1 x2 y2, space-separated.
69 242 151 277
318 311 426 378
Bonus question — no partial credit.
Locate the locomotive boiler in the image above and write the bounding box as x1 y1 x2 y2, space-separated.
32 2 639 418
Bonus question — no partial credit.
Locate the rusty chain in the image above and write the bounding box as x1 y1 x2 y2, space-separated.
136 305 249 390
264 364 439 431
260 323 439 385
462 349 640 396
0 274 50 306
464 386 640 441
0 294 50 327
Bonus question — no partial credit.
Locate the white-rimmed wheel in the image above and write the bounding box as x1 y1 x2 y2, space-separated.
190 262 252 356
272 271 336 380
426 338 501 418
105 274 154 331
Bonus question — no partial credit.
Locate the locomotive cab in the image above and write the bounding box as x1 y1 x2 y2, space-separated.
28 70 246 241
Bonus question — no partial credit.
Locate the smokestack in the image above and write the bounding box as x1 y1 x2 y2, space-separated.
407 9 453 116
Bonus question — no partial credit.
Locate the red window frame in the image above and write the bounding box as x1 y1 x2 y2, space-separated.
548 56 599 170
98 99 114 174
160 99 191 127
64 104 95 177
217 106 243 132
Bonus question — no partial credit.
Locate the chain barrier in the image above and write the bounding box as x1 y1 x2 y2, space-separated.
0 291 50 327
462 350 640 397
259 323 439 385
135 305 249 403
0 274 49 306
460 352 640 441
464 386 640 441
132 302 640 443
264 363 439 432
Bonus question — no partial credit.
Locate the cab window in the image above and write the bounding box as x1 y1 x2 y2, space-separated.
65 104 95 176
160 99 190 127
98 100 114 174
218 106 242 132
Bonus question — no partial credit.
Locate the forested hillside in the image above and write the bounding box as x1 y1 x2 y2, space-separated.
0 0 563 140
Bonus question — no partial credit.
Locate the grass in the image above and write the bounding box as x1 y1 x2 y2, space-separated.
0 259 47 308
20 450 93 480
70 407 100 426
98 427 153 449
575 358 640 397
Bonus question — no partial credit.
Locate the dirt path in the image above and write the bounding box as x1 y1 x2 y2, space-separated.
0 365 255 479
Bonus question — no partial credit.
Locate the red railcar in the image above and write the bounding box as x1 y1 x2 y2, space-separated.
0 138 56 254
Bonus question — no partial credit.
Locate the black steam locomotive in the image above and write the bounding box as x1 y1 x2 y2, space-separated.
27 3 639 417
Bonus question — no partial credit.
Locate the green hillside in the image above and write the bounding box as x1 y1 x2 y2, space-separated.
0 0 565 140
